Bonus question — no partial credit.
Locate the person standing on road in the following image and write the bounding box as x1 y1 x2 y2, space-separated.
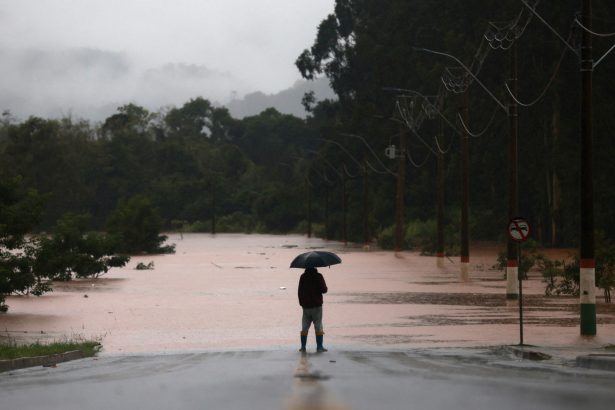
298 267 328 352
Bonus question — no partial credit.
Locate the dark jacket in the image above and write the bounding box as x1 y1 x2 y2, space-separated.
298 269 328 308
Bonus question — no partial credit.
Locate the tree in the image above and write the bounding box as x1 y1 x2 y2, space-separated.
0 176 45 312
34 213 129 281
106 195 174 254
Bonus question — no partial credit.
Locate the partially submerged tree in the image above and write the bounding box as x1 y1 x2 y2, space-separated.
106 195 175 254
0 177 44 312
34 213 129 281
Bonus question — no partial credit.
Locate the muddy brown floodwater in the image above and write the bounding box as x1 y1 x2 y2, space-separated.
1 234 614 353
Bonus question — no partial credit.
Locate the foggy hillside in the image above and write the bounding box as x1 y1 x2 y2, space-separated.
227 77 335 119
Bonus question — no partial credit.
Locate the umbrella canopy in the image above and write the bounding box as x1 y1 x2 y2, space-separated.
290 251 342 269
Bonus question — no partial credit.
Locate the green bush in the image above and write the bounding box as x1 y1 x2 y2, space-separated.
405 219 437 252
376 219 461 254
217 212 258 233
535 254 579 296
184 220 210 233
376 225 397 250
34 213 129 281
106 195 174 254
494 239 541 280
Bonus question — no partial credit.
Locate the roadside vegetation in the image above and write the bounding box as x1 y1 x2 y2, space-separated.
492 236 614 303
0 338 101 360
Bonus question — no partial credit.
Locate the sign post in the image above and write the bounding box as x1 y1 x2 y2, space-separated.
508 217 531 345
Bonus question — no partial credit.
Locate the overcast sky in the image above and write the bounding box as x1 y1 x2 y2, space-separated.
0 0 334 121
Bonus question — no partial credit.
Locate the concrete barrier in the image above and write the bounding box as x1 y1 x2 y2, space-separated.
0 350 84 373
576 354 615 372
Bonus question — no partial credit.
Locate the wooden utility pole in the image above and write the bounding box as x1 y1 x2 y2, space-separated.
342 169 348 246
362 159 370 246
580 0 596 336
506 42 520 300
395 127 406 252
307 179 312 238
460 92 470 281
436 119 445 268
211 180 216 234
324 185 330 240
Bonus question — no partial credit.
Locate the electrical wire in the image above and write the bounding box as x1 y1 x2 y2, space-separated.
396 100 438 155
407 125 438 157
520 0 578 56
434 133 453 154
456 104 500 138
595 43 615 67
319 138 364 170
406 146 432 168
364 158 394 175
341 133 397 176
504 39 568 107
307 149 343 178
342 163 360 179
575 17 615 37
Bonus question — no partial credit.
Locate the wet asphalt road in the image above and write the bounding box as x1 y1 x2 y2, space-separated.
1 347 614 410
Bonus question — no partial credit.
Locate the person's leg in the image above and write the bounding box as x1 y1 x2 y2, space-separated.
300 308 311 352
313 307 327 352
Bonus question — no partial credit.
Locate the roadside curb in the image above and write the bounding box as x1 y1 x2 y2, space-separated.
0 350 84 373
507 345 552 361
576 354 615 372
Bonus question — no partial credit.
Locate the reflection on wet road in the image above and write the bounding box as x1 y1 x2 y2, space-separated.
2 349 614 410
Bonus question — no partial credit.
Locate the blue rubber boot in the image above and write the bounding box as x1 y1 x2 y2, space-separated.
299 334 307 352
316 335 327 352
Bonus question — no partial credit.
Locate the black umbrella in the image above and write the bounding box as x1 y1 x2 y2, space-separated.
290 251 342 269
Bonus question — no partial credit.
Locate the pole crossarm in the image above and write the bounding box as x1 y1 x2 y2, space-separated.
414 47 509 113
383 87 460 136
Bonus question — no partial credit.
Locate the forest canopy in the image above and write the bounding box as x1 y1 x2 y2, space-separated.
1 0 614 252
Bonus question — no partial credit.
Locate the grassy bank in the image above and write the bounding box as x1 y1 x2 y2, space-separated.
0 339 101 360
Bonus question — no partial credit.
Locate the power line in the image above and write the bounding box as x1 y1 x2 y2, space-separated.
456 104 501 138
575 17 615 37
520 0 579 56
384 87 460 153
406 146 432 168
341 133 397 176
504 38 569 107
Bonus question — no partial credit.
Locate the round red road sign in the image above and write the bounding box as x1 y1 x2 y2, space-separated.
508 217 531 242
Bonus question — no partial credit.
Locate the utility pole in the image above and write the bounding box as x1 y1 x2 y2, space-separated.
580 0 596 336
307 178 312 238
437 119 445 268
506 42 520 300
211 180 216 235
460 92 470 281
395 126 406 252
324 185 330 240
342 168 348 246
363 158 370 247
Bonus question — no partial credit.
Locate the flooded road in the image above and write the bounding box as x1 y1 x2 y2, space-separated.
1 234 614 353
